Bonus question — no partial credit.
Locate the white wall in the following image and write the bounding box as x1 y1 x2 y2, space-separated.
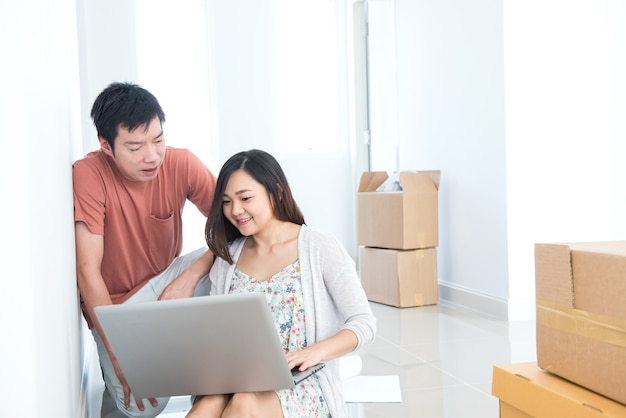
0 1 82 417
392 0 509 317
503 0 626 319
205 0 359 256
389 0 626 320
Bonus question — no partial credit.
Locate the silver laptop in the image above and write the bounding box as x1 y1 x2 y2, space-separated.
94 292 325 398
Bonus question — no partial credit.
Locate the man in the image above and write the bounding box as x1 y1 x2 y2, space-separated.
73 82 217 417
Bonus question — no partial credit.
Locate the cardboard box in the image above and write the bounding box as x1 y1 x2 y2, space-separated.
499 402 531 418
357 170 440 250
535 241 626 405
492 362 626 417
359 246 438 308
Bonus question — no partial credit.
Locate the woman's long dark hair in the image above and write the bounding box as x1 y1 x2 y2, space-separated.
205 149 305 264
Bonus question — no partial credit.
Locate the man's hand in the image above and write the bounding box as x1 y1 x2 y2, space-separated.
158 250 214 300
158 273 196 300
111 351 158 411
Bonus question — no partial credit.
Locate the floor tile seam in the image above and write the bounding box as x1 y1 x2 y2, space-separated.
391 338 524 350
372 337 494 347
465 382 497 397
437 300 508 322
420 358 485 388
362 350 430 367
394 335 521 348
398 382 474 393
367 334 426 356
375 337 433 364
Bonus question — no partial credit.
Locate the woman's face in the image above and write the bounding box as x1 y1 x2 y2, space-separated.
222 169 276 236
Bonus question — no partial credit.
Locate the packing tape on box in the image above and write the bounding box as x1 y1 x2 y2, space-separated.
415 250 424 260
536 301 626 348
414 293 424 305
418 232 426 248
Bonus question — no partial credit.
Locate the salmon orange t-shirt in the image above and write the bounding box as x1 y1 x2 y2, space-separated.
73 147 216 326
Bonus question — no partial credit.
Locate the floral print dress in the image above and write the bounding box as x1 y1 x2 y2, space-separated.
230 259 330 418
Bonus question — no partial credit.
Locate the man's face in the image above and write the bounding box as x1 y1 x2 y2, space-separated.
100 116 166 182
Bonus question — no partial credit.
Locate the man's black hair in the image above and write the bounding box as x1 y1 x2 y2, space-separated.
90 82 166 151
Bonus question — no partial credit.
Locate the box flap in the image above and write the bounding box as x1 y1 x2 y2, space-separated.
358 171 389 192
421 170 441 190
397 170 440 192
536 241 626 317
358 170 441 193
492 362 626 417
567 241 626 256
570 242 626 320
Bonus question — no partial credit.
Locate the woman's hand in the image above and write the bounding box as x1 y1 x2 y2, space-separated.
286 329 359 371
286 346 324 372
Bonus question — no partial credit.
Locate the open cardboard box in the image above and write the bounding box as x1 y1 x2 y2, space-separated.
535 241 626 405
357 170 440 250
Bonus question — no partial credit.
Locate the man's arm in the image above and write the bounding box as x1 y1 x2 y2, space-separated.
75 221 112 328
74 222 119 382
158 249 215 300
75 221 156 410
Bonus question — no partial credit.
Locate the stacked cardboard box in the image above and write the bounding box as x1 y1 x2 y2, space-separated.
492 241 626 416
356 170 440 308
492 362 626 417
534 241 626 405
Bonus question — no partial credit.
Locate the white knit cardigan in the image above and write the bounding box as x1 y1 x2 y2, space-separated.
209 224 377 417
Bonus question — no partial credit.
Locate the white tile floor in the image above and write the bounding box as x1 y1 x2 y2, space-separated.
100 300 537 417
351 301 537 418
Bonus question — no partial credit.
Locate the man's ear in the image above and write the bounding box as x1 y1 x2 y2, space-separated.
99 136 114 157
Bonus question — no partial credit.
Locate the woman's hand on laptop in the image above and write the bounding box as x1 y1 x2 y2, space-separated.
286 347 323 372
287 329 360 371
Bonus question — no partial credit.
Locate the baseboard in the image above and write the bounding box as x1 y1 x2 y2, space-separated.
438 281 509 320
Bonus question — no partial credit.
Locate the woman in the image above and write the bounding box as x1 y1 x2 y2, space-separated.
186 150 376 418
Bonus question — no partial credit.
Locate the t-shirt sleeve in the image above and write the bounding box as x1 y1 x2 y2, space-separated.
72 159 106 235
184 150 217 217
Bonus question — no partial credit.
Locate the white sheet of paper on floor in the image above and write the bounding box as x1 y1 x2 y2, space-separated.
342 375 402 403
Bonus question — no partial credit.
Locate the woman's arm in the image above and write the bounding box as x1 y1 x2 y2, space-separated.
291 228 376 370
